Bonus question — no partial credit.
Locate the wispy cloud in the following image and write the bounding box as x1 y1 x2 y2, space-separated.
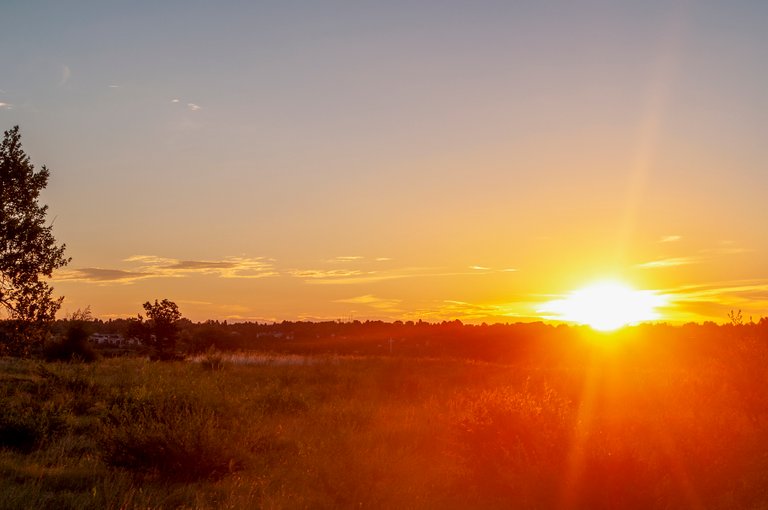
408 299 535 323
171 98 180 103
665 280 768 301
470 265 518 273
659 235 681 243
108 84 120 89
327 256 364 263
139 255 276 279
55 268 152 284
0 102 12 110
636 256 699 269
292 265 456 285
55 255 277 284
660 279 768 321
335 294 403 312
291 263 517 285
187 103 201 111
638 240 750 270
290 269 367 280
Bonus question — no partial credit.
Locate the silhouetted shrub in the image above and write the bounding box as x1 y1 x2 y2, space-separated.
43 321 97 362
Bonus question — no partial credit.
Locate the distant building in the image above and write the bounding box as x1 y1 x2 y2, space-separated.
89 333 139 347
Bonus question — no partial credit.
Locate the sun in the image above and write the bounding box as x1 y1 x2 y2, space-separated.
539 280 666 331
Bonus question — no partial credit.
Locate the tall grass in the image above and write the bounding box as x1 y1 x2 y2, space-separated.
1 343 768 508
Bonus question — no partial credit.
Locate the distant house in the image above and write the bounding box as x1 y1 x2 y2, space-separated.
89 333 139 347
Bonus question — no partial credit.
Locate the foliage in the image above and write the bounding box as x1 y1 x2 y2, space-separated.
0 126 70 356
128 299 183 360
2 329 768 508
43 307 98 362
0 396 66 453
99 394 240 482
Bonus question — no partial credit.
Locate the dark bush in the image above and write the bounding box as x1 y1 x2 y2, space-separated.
0 399 66 452
99 394 241 482
43 321 97 363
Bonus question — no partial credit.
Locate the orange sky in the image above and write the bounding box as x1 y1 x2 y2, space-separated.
3 1 767 324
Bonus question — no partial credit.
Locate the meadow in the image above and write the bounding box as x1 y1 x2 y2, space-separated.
2 325 768 509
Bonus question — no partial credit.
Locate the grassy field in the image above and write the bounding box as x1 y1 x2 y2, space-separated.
1 340 768 509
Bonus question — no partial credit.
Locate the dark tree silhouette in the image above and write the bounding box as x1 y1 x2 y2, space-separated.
129 299 183 360
0 126 69 356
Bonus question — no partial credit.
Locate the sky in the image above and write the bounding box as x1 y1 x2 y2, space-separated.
2 0 767 324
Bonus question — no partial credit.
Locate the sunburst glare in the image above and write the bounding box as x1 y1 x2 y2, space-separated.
539 280 667 331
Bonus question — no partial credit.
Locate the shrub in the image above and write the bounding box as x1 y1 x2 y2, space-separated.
43 321 97 363
99 394 241 482
0 398 66 453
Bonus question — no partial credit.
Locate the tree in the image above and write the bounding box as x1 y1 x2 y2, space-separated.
0 126 70 356
43 306 97 362
128 299 183 360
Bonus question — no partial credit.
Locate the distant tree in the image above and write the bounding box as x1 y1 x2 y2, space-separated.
0 126 70 356
129 299 183 360
43 306 97 362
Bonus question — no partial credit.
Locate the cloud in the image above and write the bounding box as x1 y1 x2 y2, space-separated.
701 245 750 256
666 280 768 301
167 260 237 271
187 103 201 111
328 256 364 263
171 98 180 103
470 265 518 273
659 235 681 243
138 255 276 279
335 294 402 312
408 299 533 323
290 269 368 280
375 257 392 262
0 102 12 110
108 84 120 88
636 257 699 269
660 279 768 321
291 265 503 285
638 241 749 270
55 268 153 283
56 255 277 285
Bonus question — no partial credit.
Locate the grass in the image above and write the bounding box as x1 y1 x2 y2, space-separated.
0 338 768 509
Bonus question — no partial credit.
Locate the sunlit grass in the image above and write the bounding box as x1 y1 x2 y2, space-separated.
1 332 768 509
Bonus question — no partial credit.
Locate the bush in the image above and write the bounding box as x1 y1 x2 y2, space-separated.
0 398 66 453
43 321 97 363
99 394 241 482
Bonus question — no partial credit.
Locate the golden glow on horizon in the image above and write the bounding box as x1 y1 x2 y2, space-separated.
539 281 667 331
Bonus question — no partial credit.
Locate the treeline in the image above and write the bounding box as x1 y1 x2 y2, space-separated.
58 316 768 366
